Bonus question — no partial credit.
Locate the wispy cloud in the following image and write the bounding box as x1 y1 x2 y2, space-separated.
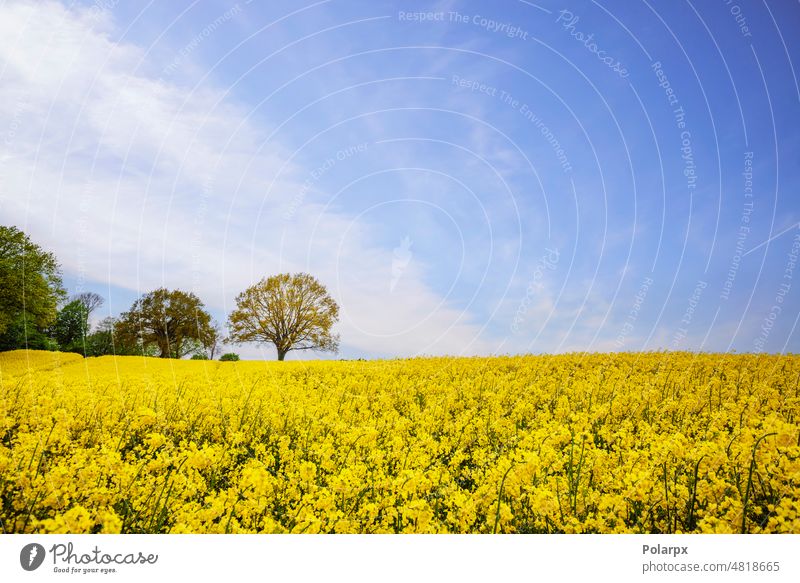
0 0 492 358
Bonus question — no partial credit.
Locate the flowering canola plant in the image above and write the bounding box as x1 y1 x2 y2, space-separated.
0 349 798 534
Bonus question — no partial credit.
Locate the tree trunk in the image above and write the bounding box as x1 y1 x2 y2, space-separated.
277 347 287 361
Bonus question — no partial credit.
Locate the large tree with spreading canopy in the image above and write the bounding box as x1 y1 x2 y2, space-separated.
227 273 339 360
116 288 215 358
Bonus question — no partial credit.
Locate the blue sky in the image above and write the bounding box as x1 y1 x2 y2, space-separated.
1 0 798 358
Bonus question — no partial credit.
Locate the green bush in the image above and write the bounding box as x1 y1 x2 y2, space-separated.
219 352 240 361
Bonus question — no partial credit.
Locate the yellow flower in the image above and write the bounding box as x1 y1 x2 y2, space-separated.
0 349 797 534
298 461 316 483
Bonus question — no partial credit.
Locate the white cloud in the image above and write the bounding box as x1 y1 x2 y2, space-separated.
0 0 493 358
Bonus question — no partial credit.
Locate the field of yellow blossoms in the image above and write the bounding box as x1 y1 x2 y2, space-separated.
0 349 798 534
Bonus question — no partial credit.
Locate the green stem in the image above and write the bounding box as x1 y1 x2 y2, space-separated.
492 463 515 534
741 432 776 534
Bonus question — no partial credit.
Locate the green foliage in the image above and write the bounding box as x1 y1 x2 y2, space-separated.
83 317 167 358
0 314 58 351
115 288 215 359
84 317 131 357
199 321 222 360
219 352 240 361
227 272 339 361
73 292 104 316
51 299 90 353
190 353 209 360
85 329 115 357
0 226 65 348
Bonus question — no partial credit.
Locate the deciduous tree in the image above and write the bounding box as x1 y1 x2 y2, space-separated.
51 299 89 353
73 291 104 316
0 226 65 348
116 288 215 358
227 273 339 360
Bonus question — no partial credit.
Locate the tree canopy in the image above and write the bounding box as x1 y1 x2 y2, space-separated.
0 226 65 347
73 291 104 316
116 288 216 358
0 228 344 361
227 273 339 360
50 299 89 353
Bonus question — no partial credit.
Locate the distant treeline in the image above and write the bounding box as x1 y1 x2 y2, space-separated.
0 225 339 361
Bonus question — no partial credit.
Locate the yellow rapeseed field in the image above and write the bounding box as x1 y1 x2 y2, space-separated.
0 349 798 534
